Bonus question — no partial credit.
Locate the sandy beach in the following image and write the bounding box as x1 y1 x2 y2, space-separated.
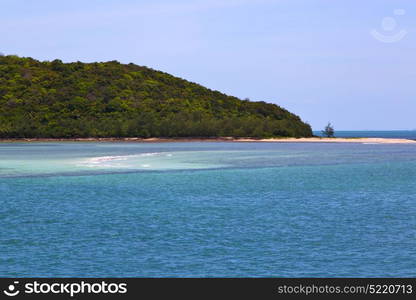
1 137 415 143
237 137 416 144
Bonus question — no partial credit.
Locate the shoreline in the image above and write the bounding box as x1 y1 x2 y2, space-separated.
0 137 415 144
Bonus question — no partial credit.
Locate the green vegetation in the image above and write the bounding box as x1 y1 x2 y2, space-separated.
0 55 312 138
322 122 335 137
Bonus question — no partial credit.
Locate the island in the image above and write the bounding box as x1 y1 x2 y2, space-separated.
0 55 312 139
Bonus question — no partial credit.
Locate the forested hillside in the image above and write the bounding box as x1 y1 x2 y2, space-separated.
0 55 312 138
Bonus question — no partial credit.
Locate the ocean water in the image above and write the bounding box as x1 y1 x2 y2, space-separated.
0 141 415 277
314 130 416 139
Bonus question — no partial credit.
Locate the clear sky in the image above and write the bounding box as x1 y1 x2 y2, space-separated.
1 0 415 130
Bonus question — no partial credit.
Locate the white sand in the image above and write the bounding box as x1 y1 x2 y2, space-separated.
237 137 416 144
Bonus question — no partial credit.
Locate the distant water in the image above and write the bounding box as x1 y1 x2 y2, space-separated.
314 130 416 139
0 142 415 277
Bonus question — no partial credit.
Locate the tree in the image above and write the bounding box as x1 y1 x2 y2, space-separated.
322 122 335 137
0 55 314 138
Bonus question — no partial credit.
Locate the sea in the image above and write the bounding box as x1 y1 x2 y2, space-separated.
0 132 415 277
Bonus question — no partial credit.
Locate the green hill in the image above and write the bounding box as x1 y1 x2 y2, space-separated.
0 55 312 138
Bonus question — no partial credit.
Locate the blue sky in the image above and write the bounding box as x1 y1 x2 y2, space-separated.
1 0 415 130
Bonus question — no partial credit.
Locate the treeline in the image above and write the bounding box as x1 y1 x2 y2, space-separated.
0 55 312 138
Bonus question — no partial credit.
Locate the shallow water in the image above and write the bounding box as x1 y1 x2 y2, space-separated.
0 142 415 277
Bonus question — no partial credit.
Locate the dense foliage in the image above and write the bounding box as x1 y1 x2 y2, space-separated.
0 55 312 138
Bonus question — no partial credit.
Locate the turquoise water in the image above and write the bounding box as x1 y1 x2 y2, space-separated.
1 142 415 277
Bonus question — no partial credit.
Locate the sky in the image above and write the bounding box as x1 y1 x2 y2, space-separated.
1 0 415 130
